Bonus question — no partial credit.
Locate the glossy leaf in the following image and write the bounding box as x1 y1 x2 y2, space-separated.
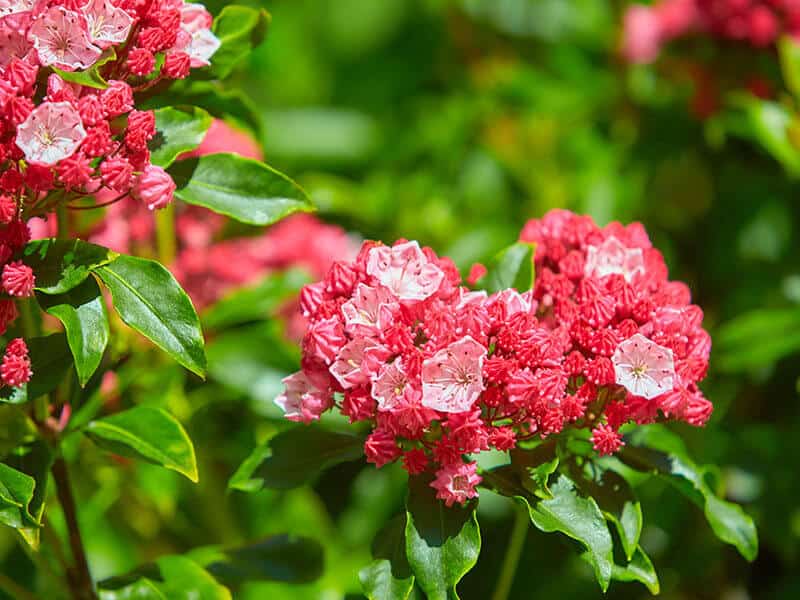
25 333 73 401
170 153 313 226
37 278 109 386
86 406 199 482
22 238 116 295
619 427 758 561
519 474 614 591
53 48 115 89
0 406 37 457
359 515 415 600
151 106 213 168
0 463 37 530
478 242 535 293
404 475 481 600
607 546 660 595
3 441 52 548
96 255 206 377
255 426 364 490
211 5 270 79
189 535 324 588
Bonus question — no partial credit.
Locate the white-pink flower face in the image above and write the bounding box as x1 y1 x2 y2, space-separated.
341 283 397 335
585 236 645 282
422 336 486 413
180 3 213 33
0 21 31 67
372 359 408 411
29 6 101 71
330 338 371 389
0 0 34 18
82 0 133 47
366 241 444 302
612 333 675 399
274 371 329 423
16 101 86 165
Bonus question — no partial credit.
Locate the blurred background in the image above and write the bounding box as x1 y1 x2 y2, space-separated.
4 0 800 598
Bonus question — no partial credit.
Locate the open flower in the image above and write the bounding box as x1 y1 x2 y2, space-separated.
431 461 481 507
82 0 134 47
612 333 675 399
15 101 86 165
422 336 486 413
274 371 331 423
584 236 645 282
28 6 101 71
367 241 444 302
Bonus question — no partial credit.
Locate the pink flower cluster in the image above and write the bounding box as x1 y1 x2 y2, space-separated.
623 0 796 63
0 0 220 214
275 210 713 506
0 215 33 340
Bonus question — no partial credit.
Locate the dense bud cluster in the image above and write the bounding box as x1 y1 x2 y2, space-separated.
276 210 713 506
0 0 220 213
624 0 798 63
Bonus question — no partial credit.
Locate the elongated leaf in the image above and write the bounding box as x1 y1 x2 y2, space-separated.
736 97 800 176
211 6 270 79
255 426 364 490
4 441 53 548
405 475 480 600
619 427 758 561
0 463 37 530
53 48 115 89
151 106 213 168
95 255 206 376
519 474 614 591
607 546 660 595
100 555 230 600
25 333 73 401
170 153 312 226
22 238 116 295
572 463 642 561
716 307 800 371
38 278 109 386
188 535 324 588
0 406 37 457
478 242 535 293
86 406 198 482
360 515 415 600
99 578 166 600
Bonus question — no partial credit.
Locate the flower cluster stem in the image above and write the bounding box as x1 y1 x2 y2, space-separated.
490 502 529 600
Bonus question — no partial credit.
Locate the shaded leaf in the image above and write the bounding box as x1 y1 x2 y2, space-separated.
53 48 116 89
170 153 313 226
716 307 800 372
22 238 116 295
404 475 480 600
360 515 415 600
86 406 198 482
211 6 270 79
100 555 230 600
96 255 206 377
606 546 660 595
25 333 73 401
4 441 53 548
0 463 37 530
478 242 535 293
38 278 109 386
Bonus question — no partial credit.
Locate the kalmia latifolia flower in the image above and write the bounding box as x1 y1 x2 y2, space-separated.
276 210 714 506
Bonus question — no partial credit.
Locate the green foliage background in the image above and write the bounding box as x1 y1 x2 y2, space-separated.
4 0 800 598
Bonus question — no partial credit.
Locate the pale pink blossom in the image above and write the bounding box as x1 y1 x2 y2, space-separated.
430 461 481 507
185 28 220 67
612 333 675 399
0 0 34 18
422 336 486 413
584 236 645 282
366 241 444 302
341 283 397 335
622 5 663 64
82 0 133 47
172 4 219 67
274 371 331 423
487 288 533 317
180 3 213 33
29 6 102 71
15 101 86 165
372 359 409 411
0 20 31 67
330 338 372 389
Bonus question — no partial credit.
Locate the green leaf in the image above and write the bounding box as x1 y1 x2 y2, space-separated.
734 97 800 176
404 475 481 600
519 474 614 591
188 535 324 588
0 406 37 457
37 278 109 387
227 443 271 493
86 406 198 482
572 463 642 562
716 307 800 371
150 106 213 168
509 441 559 499
619 428 758 561
779 36 800 100
3 441 53 548
255 426 364 490
608 546 660 595
100 555 231 600
478 242 535 293
25 333 73 401
0 463 37 530
170 153 313 226
53 48 116 89
95 255 206 377
210 6 270 79
22 238 116 295
203 270 310 330
360 515 415 600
